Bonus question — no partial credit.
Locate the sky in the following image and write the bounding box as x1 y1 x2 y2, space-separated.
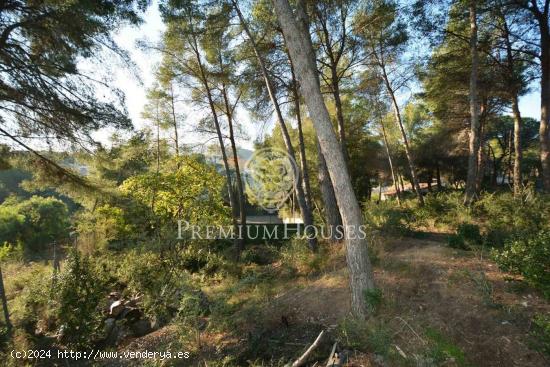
99 3 542 152
101 4 259 152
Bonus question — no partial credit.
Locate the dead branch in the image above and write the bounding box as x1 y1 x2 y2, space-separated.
286 330 325 367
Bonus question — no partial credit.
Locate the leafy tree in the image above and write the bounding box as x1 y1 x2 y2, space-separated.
355 0 425 205
0 196 70 253
0 0 146 167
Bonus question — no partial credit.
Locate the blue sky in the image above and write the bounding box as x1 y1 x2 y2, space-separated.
103 3 542 151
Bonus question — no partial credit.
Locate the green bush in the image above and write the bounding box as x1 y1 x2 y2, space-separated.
477 192 550 247
55 250 109 348
447 223 482 250
530 313 550 357
0 196 70 253
363 200 413 235
364 288 383 313
493 230 550 298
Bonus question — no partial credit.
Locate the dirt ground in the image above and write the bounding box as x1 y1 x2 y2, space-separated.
111 235 550 366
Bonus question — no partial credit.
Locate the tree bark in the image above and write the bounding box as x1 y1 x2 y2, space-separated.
273 0 375 317
0 265 12 337
332 69 349 163
380 120 401 205
512 96 523 194
221 82 247 251
191 34 242 255
288 54 314 213
313 4 350 164
317 139 343 240
464 0 480 205
539 25 550 192
499 8 523 195
380 63 424 205
233 0 317 251
169 82 180 158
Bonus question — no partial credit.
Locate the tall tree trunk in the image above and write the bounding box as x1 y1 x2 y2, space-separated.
380 64 424 205
380 120 401 205
288 54 314 212
191 36 242 255
0 265 12 337
465 0 480 205
317 139 343 240
221 82 247 252
332 68 349 163
233 0 317 251
500 8 523 195
512 96 523 194
314 6 349 164
273 0 375 317
156 105 161 174
539 25 550 192
169 82 180 158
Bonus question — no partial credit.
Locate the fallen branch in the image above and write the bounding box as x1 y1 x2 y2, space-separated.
286 330 325 367
326 342 342 367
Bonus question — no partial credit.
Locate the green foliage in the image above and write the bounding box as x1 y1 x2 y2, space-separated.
530 314 550 357
338 317 392 356
120 156 229 225
364 288 383 313
279 238 325 275
0 241 23 262
363 200 412 235
0 207 24 247
424 328 467 366
447 223 482 250
476 192 550 247
493 230 550 298
55 250 109 349
0 196 70 254
75 204 140 252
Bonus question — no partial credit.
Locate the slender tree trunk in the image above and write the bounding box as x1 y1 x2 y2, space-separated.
191 36 241 254
512 96 523 194
233 0 317 251
274 0 375 317
380 120 401 205
500 9 524 195
314 6 349 164
317 139 343 240
539 26 550 192
168 83 179 158
288 55 314 212
465 0 480 205
156 106 161 174
380 64 424 205
332 68 349 163
0 265 12 337
221 83 247 253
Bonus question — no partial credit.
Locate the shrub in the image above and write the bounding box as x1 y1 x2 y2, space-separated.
364 288 383 313
0 241 23 262
279 238 325 275
493 230 550 298
447 223 482 250
477 192 550 247
0 196 70 253
530 314 550 357
55 250 109 348
363 200 412 235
